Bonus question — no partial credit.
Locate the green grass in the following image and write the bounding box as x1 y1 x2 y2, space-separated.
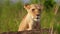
0 0 60 34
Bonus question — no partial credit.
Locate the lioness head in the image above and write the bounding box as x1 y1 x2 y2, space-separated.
24 4 43 21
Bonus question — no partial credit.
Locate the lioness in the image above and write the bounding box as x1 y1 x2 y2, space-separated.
18 4 43 31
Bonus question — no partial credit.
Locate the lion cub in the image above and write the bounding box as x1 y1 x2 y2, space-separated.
18 4 43 31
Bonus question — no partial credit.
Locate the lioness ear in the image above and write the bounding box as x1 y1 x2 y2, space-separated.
40 4 44 10
24 4 30 9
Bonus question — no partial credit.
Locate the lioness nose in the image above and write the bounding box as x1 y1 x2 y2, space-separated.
37 14 40 16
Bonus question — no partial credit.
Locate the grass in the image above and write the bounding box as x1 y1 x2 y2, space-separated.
0 0 60 34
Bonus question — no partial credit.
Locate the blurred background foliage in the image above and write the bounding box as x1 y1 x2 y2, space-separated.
0 0 60 34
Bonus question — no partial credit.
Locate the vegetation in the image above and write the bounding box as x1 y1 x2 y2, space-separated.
0 0 60 34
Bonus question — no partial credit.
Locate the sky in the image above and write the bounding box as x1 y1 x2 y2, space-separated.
0 0 60 4
10 0 30 3
21 0 30 3
9 0 30 4
10 0 60 4
11 0 18 2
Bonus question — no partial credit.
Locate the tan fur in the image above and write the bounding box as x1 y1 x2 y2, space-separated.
18 4 43 31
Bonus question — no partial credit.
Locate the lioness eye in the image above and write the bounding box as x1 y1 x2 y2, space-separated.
32 9 35 11
38 9 41 11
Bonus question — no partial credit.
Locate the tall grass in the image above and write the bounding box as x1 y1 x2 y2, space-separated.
0 0 60 34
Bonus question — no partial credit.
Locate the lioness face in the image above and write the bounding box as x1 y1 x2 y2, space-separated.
24 4 43 21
